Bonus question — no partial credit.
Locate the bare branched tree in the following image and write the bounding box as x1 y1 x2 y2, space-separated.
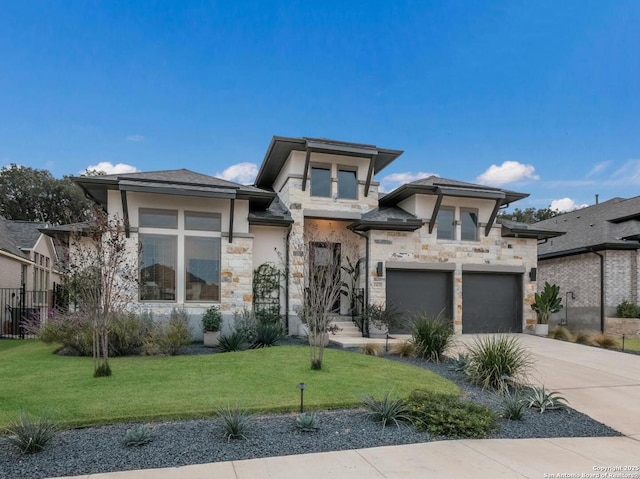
64 208 138 377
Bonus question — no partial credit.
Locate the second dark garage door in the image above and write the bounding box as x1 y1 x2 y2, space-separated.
462 272 522 333
385 269 453 333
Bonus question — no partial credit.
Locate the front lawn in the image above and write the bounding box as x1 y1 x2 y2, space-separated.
620 337 640 352
0 341 456 428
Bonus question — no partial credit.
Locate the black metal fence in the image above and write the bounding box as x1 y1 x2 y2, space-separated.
0 286 53 339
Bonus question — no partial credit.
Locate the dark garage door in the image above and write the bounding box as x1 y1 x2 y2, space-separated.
386 269 453 333
462 273 522 333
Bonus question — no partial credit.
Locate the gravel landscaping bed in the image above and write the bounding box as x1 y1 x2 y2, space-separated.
0 343 621 479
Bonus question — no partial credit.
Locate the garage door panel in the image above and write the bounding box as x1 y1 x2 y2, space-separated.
386 269 453 334
462 273 522 334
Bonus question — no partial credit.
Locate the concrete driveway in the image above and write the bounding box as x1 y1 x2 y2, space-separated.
455 333 640 438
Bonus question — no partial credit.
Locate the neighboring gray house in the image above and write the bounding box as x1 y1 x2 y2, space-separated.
52 135 558 337
534 197 640 331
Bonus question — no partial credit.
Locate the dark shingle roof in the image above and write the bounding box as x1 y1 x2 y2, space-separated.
534 197 640 258
349 207 423 232
248 197 293 226
0 218 27 259
3 220 48 250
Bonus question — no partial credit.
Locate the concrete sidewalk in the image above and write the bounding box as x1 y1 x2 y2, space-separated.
54 437 640 479
51 334 640 479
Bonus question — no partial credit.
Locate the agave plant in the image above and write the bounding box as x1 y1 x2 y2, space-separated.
531 282 563 325
124 424 154 447
526 385 569 413
295 412 319 432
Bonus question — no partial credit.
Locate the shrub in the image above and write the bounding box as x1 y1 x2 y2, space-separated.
390 340 416 358
364 303 400 331
499 389 527 420
295 412 319 432
142 309 192 356
110 312 153 356
250 323 284 348
217 405 251 441
362 392 411 429
531 282 563 324
234 309 258 344
4 413 58 454
124 424 154 446
202 306 222 333
410 312 455 362
616 300 640 318
525 386 569 413
574 332 594 346
465 336 532 390
254 307 281 325
218 331 247 352
406 390 496 439
36 312 93 356
550 326 573 342
592 333 619 349
360 343 383 356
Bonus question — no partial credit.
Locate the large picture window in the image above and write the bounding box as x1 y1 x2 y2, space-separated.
139 234 177 301
185 236 221 301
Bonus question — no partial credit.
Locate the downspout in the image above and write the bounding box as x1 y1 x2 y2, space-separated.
284 223 292 335
591 249 605 333
349 227 370 337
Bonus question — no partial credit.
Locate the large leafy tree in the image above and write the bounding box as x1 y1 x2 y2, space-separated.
0 164 91 224
498 206 560 224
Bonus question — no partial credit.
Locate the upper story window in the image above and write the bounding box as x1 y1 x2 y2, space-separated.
337 168 357 199
436 207 455 240
185 211 221 231
139 208 178 229
460 208 478 241
311 166 331 198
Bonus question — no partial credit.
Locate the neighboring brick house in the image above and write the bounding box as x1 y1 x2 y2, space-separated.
0 217 61 336
534 197 640 331
56 135 558 338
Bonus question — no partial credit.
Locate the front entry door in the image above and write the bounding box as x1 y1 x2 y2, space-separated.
310 242 341 312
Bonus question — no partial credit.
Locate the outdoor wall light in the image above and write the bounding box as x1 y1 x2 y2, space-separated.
297 383 307 413
376 262 384 277
529 268 537 281
563 291 575 326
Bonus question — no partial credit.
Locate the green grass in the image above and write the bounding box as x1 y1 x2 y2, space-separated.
620 337 640 352
0 341 457 428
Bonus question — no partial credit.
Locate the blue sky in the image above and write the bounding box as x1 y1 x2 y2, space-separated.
1 1 638 212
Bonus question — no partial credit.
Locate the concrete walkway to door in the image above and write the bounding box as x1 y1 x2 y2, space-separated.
455 333 640 438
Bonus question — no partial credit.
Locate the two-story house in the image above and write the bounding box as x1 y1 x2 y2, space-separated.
61 135 558 338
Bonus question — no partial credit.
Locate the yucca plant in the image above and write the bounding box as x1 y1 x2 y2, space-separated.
526 386 569 413
465 335 532 390
217 331 247 352
4 413 58 454
250 323 284 348
410 311 455 362
362 392 411 429
124 424 153 446
217 404 251 441
295 412 319 432
360 342 383 356
591 333 619 350
390 340 416 358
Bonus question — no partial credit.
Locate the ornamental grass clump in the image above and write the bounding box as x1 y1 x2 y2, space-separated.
591 333 619 350
217 405 252 441
465 335 532 391
390 340 416 358
574 332 594 346
550 326 573 342
360 342 383 356
362 392 412 429
4 413 58 454
410 312 455 362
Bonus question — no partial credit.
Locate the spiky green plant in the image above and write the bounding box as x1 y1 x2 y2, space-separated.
217 404 251 441
295 412 319 432
531 282 563 324
362 392 411 429
465 335 532 390
410 312 455 362
124 424 153 446
499 389 527 420
4 413 57 454
217 331 247 352
525 386 569 413
250 323 284 348
448 353 470 372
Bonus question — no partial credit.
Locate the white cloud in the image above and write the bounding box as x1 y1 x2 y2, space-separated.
83 161 139 175
476 161 539 186
586 160 613 178
609 159 640 184
550 197 589 213
216 162 259 185
126 134 145 142
379 171 437 193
